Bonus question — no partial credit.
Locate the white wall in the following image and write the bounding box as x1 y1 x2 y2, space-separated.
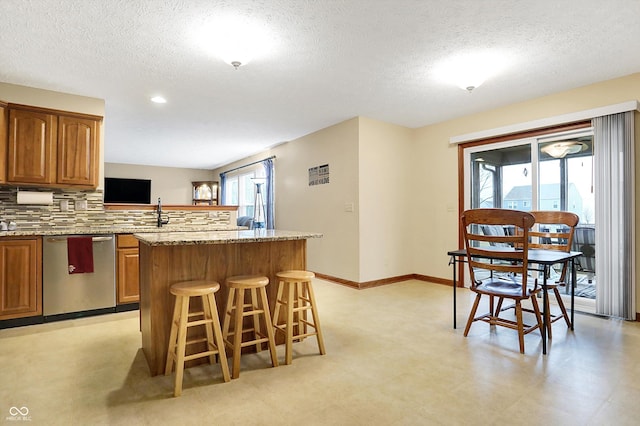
104 163 216 205
358 117 414 281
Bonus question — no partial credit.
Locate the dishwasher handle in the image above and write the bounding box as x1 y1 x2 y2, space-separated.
46 236 114 243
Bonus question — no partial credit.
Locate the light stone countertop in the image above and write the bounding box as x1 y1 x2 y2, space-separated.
134 229 323 246
0 225 242 237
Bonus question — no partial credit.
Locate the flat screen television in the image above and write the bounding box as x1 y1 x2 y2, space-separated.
104 177 151 204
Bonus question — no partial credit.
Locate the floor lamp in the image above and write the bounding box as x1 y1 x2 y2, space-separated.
252 180 266 229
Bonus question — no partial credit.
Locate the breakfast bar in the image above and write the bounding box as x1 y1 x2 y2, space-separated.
134 229 322 376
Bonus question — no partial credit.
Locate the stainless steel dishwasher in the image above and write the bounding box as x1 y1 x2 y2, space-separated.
43 234 116 320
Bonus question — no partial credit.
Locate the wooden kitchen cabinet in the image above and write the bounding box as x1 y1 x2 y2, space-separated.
7 108 57 185
0 102 6 184
5 104 101 188
116 234 140 305
57 115 99 187
0 237 42 320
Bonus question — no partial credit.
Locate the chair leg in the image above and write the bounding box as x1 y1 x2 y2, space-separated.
231 288 245 379
173 296 190 397
544 288 552 339
553 287 572 328
259 286 279 368
514 301 525 354
284 280 295 365
530 293 544 338
495 297 504 316
305 280 326 355
205 293 231 383
464 294 482 337
164 295 181 375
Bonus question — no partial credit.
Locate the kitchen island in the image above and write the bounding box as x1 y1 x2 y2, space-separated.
134 229 322 376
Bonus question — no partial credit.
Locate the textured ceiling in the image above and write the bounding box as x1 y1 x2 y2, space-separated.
1 0 640 169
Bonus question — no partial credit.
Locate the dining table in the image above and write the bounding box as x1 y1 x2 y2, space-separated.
447 247 582 354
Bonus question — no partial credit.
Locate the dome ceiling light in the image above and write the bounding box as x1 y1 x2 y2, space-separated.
433 51 509 92
194 14 275 70
541 141 587 158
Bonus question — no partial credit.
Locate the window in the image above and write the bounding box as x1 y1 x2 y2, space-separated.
223 166 266 217
464 130 596 306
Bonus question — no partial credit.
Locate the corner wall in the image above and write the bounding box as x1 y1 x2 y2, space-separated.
358 117 414 282
212 118 361 282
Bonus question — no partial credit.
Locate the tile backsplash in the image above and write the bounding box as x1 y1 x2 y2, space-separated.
0 188 232 229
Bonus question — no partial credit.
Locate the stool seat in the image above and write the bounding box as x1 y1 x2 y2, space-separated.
170 280 220 296
226 275 269 289
276 270 315 281
165 280 230 397
223 275 279 379
273 270 325 365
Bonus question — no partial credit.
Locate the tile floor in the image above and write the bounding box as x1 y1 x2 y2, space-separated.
1 279 639 425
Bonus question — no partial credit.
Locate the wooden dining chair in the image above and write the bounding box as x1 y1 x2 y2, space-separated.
523 211 579 337
461 208 543 354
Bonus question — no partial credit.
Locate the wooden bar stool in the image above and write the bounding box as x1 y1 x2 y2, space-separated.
165 280 230 397
272 270 326 365
222 275 279 379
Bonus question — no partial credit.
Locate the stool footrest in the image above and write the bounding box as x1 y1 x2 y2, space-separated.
184 350 219 362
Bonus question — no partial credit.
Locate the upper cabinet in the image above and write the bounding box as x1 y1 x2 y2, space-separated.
3 103 102 189
57 115 99 186
0 102 6 184
8 108 57 184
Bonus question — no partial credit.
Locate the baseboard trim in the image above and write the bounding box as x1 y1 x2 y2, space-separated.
313 272 453 290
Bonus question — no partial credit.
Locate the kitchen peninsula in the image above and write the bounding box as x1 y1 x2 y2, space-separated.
134 229 322 376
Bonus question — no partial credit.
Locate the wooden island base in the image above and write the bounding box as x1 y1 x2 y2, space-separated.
138 233 314 376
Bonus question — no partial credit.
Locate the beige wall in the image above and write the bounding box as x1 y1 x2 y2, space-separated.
0 82 106 184
219 73 640 313
410 72 640 310
212 118 361 281
104 163 216 205
358 117 414 281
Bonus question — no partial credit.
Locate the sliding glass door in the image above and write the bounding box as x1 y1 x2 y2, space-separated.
464 131 596 307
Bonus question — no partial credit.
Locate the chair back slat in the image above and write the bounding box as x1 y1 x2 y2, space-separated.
527 210 579 281
461 208 535 298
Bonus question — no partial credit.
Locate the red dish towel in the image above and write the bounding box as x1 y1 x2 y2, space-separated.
67 237 94 274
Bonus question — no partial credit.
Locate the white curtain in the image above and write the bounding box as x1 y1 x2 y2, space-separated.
593 111 635 319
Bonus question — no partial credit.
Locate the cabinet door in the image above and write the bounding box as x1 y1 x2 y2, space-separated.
7 109 56 184
57 115 99 187
0 104 7 183
117 248 140 304
0 238 42 320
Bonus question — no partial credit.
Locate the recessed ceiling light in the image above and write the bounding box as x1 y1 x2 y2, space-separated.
150 96 167 104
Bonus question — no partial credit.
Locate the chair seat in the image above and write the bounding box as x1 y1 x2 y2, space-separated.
475 280 536 299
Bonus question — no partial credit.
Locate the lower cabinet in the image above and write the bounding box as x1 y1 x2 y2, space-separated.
116 234 140 305
0 237 42 320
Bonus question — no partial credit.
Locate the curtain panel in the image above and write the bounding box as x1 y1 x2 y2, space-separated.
263 158 275 229
592 111 636 319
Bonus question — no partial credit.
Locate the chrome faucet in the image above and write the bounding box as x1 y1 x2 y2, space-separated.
157 197 169 228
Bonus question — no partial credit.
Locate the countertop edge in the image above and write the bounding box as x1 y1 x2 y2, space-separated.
134 230 323 246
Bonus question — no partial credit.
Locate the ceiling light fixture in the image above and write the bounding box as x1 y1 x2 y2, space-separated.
195 14 275 70
541 141 586 158
150 96 167 104
433 51 508 93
